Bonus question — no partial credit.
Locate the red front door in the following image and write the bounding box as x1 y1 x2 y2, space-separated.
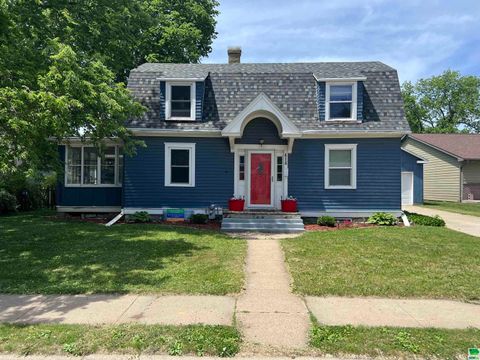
250 153 272 205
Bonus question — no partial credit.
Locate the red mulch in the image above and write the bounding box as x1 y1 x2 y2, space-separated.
53 214 222 230
304 222 377 231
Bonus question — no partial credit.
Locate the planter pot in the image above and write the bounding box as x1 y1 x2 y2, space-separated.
281 199 297 212
228 199 245 212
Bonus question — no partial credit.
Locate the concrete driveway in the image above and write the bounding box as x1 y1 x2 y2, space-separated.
403 205 480 237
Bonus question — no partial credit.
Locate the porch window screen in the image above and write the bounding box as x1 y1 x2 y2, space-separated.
65 146 122 186
83 147 99 185
101 147 116 184
66 147 82 185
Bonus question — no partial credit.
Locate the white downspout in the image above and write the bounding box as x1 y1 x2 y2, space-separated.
106 210 124 227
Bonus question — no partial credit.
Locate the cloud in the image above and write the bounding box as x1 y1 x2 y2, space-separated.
203 0 480 82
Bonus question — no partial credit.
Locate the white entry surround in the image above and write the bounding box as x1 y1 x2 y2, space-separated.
222 93 300 210
233 144 289 209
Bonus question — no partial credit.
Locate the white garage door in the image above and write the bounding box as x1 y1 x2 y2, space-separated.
401 172 413 206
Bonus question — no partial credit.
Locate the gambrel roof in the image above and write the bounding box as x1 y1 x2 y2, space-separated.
127 61 410 134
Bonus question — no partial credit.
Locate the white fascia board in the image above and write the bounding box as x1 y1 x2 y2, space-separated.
59 137 123 145
313 75 367 82
302 131 408 138
408 136 464 161
156 77 207 81
401 147 428 162
130 128 222 137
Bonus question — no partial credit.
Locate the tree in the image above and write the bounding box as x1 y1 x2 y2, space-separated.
0 0 219 174
401 70 480 133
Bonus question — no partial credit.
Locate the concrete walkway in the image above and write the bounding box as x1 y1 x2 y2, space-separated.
403 205 480 237
236 239 310 349
307 296 480 329
0 294 234 325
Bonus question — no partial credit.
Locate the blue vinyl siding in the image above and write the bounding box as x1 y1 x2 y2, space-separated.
317 81 364 121
159 81 166 121
195 82 204 120
159 81 204 121
124 137 233 208
401 150 424 204
289 138 401 211
56 146 122 207
235 118 287 145
317 82 326 121
357 82 364 121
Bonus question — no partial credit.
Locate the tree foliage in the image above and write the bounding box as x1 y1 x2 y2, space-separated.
0 0 219 174
401 70 480 133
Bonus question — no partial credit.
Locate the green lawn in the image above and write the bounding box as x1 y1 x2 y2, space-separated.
282 227 480 300
423 200 480 217
0 324 240 357
310 322 480 359
0 212 246 295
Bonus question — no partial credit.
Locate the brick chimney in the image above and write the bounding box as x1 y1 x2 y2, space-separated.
227 47 242 64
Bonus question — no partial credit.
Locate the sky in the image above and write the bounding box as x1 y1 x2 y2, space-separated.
202 0 480 83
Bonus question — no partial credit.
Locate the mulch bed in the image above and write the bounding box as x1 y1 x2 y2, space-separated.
304 222 377 231
52 213 222 230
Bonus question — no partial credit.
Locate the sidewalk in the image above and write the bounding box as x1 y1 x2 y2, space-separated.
0 356 351 360
236 239 310 349
0 294 234 325
307 296 480 329
403 205 480 237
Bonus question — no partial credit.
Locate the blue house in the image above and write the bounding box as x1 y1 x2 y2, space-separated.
57 48 412 221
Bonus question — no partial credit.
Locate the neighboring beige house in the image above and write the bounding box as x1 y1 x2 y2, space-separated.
402 134 480 202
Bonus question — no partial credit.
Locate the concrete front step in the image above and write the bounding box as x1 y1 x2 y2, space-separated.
224 211 301 219
224 219 304 225
222 216 304 233
222 213 305 233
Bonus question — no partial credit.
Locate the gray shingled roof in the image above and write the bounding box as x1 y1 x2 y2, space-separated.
127 62 410 133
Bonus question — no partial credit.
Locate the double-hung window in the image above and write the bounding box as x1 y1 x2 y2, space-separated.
65 145 123 187
165 82 196 120
325 144 357 189
326 83 357 121
165 143 195 187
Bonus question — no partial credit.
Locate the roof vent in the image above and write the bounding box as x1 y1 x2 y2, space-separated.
227 47 242 64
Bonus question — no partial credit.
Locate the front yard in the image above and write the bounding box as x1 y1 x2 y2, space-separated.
310 322 480 359
423 200 480 217
282 226 480 300
0 324 240 357
0 212 246 295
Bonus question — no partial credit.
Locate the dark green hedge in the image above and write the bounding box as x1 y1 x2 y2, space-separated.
405 211 445 227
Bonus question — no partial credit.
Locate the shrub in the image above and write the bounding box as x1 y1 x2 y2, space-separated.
0 189 17 214
317 215 336 227
130 211 152 223
367 212 397 226
405 211 445 227
191 213 208 224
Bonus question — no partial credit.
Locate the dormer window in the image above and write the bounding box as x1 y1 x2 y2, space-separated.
165 82 196 120
326 83 357 121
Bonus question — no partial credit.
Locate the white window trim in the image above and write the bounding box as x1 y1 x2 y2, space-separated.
64 145 123 188
325 144 357 189
164 142 196 187
165 82 196 121
325 82 357 121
